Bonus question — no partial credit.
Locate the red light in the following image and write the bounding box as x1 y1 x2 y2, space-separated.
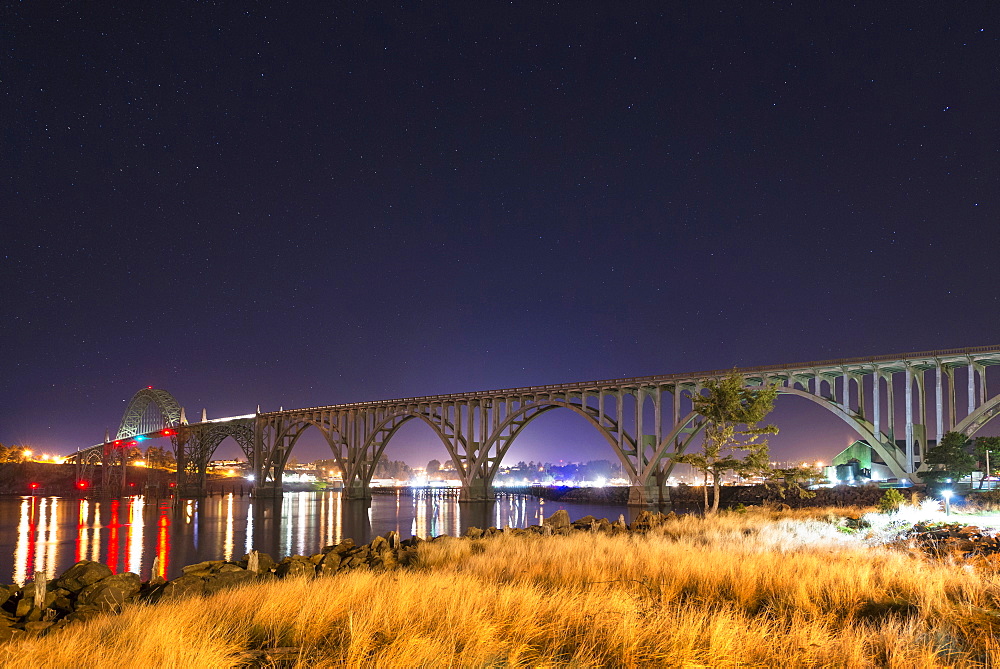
169 482 176 487
147 386 153 389
114 441 122 446
29 483 39 490
129 441 138 446
162 429 173 436
77 481 88 489
129 483 135 487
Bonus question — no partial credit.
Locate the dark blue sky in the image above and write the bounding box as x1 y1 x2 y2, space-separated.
3 2 999 465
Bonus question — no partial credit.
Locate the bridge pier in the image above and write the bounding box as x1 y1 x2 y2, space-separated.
344 480 372 501
628 482 671 506
251 483 283 498
460 479 493 502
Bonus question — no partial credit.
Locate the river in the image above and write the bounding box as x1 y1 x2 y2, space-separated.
0 490 636 585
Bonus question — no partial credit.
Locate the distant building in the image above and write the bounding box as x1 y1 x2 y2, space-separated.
828 439 937 483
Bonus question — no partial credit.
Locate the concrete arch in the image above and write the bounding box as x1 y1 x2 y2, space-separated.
198 423 255 463
481 400 632 481
271 417 346 474
362 410 461 483
117 388 183 439
955 393 1000 438
641 386 909 483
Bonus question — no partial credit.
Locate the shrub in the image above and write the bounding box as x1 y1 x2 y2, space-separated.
877 488 906 514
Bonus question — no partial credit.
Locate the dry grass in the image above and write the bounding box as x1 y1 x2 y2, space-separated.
4 507 1000 667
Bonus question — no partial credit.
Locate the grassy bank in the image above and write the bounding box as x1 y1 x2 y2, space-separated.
3 507 1000 667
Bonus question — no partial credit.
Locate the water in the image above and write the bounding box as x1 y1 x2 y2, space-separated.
0 491 634 585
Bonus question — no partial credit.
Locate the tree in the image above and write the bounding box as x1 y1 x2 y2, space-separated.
672 372 779 513
922 431 976 483
767 465 818 501
975 436 1000 487
426 459 441 476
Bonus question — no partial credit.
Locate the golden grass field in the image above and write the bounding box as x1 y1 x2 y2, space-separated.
3 506 1000 667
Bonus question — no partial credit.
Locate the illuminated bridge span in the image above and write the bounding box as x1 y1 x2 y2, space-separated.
72 346 1000 504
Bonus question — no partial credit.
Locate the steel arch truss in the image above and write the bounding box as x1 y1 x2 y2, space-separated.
117 388 183 439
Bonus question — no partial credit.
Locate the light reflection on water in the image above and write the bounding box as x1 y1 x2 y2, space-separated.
0 491 635 585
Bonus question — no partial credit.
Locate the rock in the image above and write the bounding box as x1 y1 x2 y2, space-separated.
157 574 207 601
181 560 224 578
370 536 389 553
16 585 55 617
77 572 141 611
23 620 54 636
316 552 341 576
274 557 313 579
64 604 104 623
56 561 113 594
203 569 254 594
463 527 484 539
330 539 355 555
630 510 662 531
242 552 276 574
543 509 571 529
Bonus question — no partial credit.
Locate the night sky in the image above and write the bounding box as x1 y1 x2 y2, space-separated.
3 3 999 466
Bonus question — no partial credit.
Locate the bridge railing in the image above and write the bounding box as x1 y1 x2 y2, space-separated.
262 345 1000 416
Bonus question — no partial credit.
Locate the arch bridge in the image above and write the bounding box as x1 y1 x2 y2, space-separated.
255 345 1000 504
70 387 255 496
71 345 1000 502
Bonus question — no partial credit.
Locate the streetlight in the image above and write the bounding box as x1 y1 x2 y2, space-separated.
942 489 953 516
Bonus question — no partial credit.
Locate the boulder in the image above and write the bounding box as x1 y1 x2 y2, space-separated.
23 620 54 636
316 552 341 576
274 557 313 579
158 574 207 601
543 509 571 529
16 584 55 617
241 551 276 574
329 539 355 555
181 560 224 578
64 604 104 623
0 585 14 608
77 572 141 611
56 561 113 594
203 569 254 594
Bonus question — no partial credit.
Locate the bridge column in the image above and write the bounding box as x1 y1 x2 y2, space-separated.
969 361 976 416
936 363 944 444
977 362 987 406
873 371 881 438
947 367 956 429
905 366 914 473
886 370 895 442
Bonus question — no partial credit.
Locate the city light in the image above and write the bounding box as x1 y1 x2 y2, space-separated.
942 489 953 516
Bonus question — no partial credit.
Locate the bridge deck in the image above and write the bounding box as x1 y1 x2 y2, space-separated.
263 345 1000 415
